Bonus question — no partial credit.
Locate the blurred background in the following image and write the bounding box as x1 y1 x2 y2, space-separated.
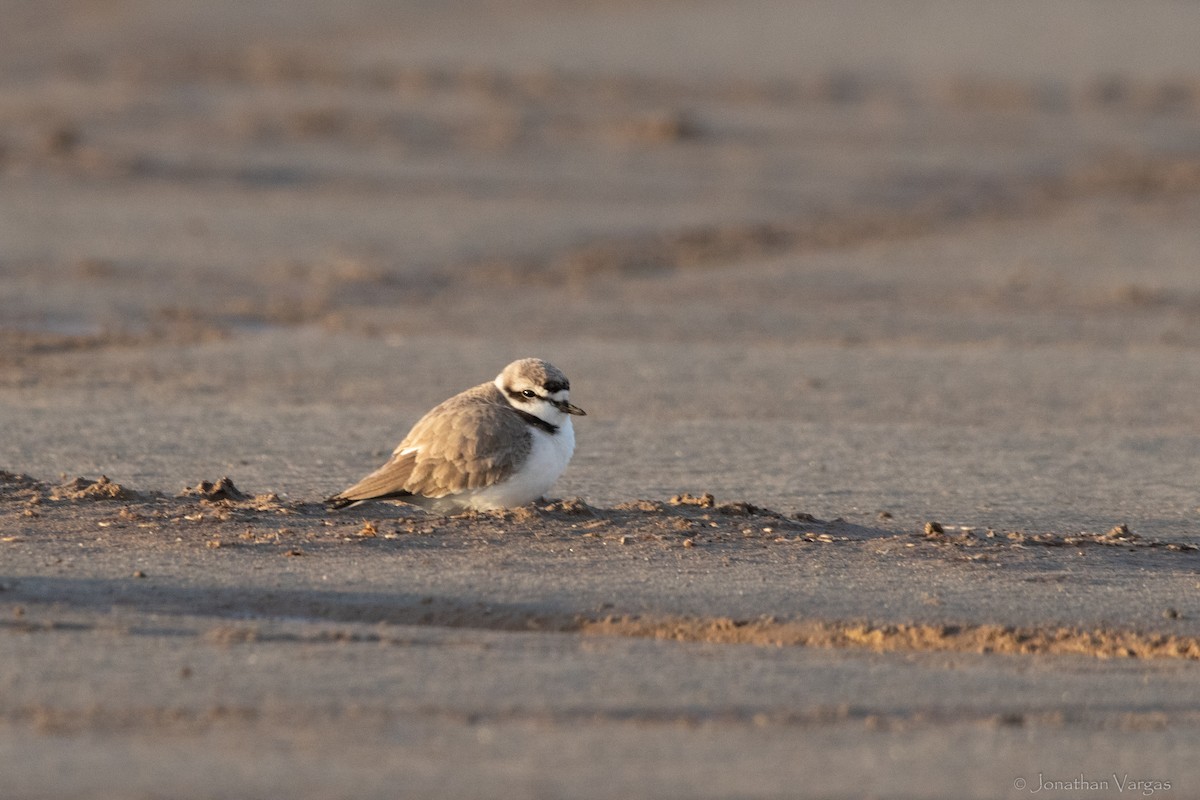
3 0 1200 532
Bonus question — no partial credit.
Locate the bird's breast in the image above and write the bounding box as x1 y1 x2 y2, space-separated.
524 418 575 486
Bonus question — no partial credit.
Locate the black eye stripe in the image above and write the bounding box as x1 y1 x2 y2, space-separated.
506 385 569 402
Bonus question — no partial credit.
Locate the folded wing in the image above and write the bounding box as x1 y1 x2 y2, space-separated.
327 395 531 508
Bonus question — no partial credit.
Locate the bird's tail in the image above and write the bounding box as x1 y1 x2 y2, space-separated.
325 494 357 510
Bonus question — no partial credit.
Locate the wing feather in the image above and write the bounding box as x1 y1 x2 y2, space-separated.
327 382 532 507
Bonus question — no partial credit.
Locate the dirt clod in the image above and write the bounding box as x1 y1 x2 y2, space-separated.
180 477 248 502
670 492 715 508
50 476 137 502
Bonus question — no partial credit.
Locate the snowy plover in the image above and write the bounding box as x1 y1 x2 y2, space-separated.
327 358 585 512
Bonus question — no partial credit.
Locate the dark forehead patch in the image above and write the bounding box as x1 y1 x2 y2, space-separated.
543 378 569 393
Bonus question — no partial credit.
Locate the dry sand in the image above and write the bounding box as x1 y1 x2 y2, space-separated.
3 2 1200 798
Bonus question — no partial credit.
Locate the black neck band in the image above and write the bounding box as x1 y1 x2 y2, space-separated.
512 407 558 434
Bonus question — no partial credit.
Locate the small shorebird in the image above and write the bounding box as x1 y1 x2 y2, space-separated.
327 358 585 512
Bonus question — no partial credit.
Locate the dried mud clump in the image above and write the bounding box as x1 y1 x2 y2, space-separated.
669 492 715 508
1104 523 1133 539
179 477 249 502
668 493 780 517
478 497 600 523
715 501 771 516
0 471 42 501
540 497 599 516
50 475 137 502
613 499 667 513
0 471 40 488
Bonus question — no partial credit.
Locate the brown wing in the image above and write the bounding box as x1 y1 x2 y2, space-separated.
327 384 531 507
326 448 420 507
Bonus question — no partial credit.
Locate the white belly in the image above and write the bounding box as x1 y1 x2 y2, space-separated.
464 420 575 510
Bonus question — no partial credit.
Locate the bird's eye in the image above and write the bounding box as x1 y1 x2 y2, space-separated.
521 389 538 399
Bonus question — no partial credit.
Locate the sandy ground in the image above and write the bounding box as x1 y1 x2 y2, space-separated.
3 2 1200 798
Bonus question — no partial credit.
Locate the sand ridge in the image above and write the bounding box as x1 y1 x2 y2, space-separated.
6 471 1199 663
